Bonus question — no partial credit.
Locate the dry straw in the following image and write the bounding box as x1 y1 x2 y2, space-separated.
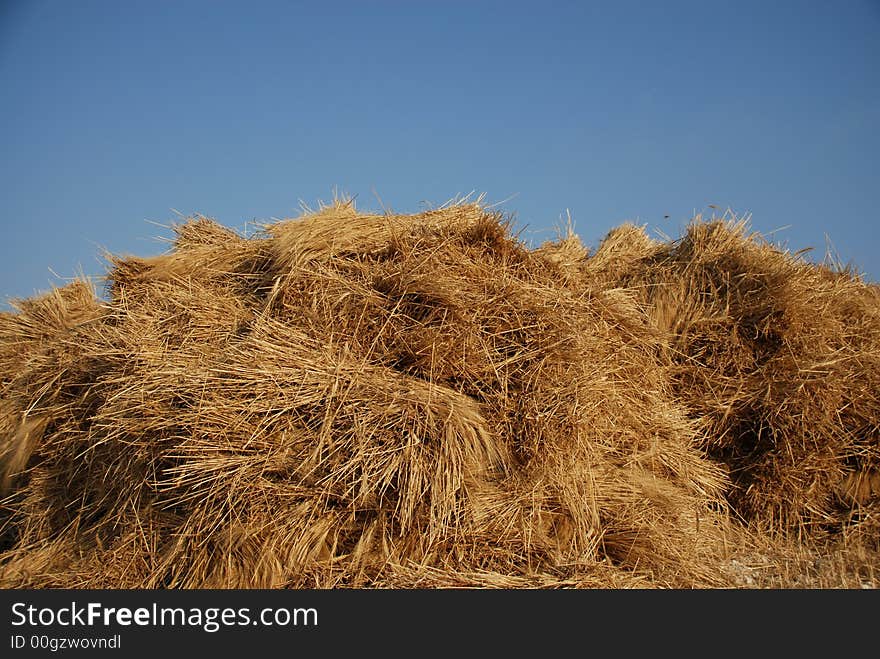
0 200 877 588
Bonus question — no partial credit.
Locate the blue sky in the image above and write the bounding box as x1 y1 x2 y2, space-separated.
2 0 879 303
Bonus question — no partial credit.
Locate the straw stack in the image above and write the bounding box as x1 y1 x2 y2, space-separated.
584 216 880 537
1 201 876 588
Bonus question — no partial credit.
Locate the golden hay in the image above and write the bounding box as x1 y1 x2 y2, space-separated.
0 200 877 588
584 215 880 535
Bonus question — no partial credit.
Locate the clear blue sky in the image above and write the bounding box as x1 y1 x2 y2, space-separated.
2 0 879 303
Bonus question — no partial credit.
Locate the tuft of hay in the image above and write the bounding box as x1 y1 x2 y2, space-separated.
586 215 880 536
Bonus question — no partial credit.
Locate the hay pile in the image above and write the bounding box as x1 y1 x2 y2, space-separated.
583 216 880 539
0 200 877 588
